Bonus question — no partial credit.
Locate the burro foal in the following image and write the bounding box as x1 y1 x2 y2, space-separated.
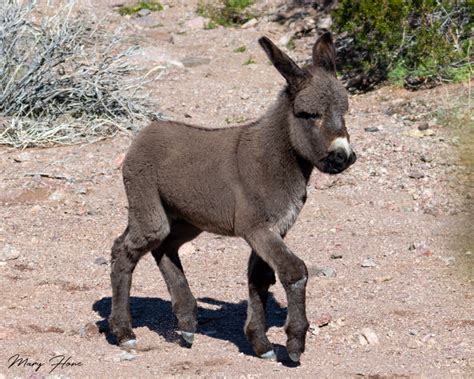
109 32 356 363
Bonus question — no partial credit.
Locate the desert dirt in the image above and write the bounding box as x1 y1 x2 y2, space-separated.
0 1 473 378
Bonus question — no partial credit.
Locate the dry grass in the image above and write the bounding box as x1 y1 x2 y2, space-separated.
0 1 162 148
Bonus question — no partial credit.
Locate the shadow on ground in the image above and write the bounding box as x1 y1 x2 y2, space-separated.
93 294 295 363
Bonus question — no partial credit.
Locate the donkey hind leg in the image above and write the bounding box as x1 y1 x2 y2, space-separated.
109 190 170 350
245 250 277 360
245 229 309 363
151 221 201 346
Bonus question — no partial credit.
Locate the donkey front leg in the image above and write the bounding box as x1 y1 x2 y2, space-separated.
152 221 201 346
245 229 309 363
245 250 277 359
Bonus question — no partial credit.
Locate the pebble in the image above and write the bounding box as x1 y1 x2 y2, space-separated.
241 18 258 29
278 34 292 46
48 190 65 202
94 257 108 266
408 170 425 179
360 328 379 345
315 267 336 278
181 57 211 68
361 258 376 268
330 253 343 259
0 244 20 261
417 122 429 131
137 9 151 17
317 15 332 29
114 351 137 362
440 256 455 266
420 154 433 163
364 126 380 132
309 324 320 335
407 339 419 349
316 313 332 327
75 186 87 195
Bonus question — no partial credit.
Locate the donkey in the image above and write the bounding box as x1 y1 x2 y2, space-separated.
109 32 356 363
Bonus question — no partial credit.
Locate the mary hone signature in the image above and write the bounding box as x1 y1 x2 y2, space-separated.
8 354 83 373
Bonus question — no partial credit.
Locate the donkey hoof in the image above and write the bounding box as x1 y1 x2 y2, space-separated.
260 350 276 361
120 339 137 352
180 331 194 345
288 351 301 363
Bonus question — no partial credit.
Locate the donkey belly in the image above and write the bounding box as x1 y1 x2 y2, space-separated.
159 172 236 235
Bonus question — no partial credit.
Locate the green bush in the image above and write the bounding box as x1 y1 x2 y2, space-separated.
333 0 473 92
118 1 163 16
197 0 254 27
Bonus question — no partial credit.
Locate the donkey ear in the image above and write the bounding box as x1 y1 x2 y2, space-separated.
313 32 336 76
259 36 305 86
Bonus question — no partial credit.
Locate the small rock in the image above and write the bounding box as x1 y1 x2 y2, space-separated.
402 129 424 138
185 16 208 30
114 351 137 362
48 190 65 202
364 126 380 132
408 170 425 179
0 244 20 262
420 154 433 163
181 56 211 68
317 15 332 29
309 324 320 335
94 257 108 266
137 9 151 17
75 186 87 195
417 122 429 131
241 18 258 29
466 251 472 256
421 333 435 344
360 328 379 345
407 339 419 349
330 253 343 259
316 313 332 327
314 267 336 278
278 34 291 46
361 258 376 268
440 256 455 266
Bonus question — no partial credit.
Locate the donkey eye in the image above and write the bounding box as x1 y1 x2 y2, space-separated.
295 111 321 120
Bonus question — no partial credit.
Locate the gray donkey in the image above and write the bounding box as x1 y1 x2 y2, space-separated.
109 32 356 363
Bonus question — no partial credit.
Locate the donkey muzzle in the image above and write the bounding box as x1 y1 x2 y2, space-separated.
322 148 357 174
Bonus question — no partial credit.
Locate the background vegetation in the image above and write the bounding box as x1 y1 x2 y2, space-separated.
333 0 473 92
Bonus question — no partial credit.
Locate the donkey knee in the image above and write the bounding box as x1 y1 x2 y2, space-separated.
126 222 170 255
279 256 308 289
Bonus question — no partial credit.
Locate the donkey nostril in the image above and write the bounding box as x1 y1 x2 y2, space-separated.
334 151 346 164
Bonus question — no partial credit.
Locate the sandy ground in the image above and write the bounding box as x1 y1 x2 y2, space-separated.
1 1 473 378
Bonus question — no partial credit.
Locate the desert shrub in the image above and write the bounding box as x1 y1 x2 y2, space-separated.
0 1 161 148
197 0 255 26
333 0 473 92
117 1 163 16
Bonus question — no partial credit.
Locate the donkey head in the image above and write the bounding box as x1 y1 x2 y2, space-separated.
259 33 356 174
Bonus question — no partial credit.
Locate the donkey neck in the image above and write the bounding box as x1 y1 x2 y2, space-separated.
239 90 313 190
